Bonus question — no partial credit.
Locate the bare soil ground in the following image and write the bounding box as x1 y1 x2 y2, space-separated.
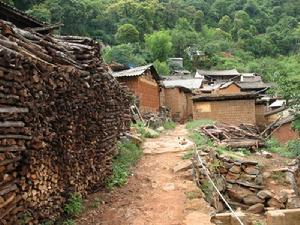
76 125 214 225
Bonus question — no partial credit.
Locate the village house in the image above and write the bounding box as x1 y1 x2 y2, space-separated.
192 93 257 125
161 79 202 122
195 69 241 82
112 64 161 114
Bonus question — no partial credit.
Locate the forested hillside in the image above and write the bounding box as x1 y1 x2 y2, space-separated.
5 0 300 83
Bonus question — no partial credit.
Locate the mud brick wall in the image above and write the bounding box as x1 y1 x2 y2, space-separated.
214 83 241 95
272 122 299 144
193 99 256 125
117 75 160 114
255 104 268 126
164 88 188 122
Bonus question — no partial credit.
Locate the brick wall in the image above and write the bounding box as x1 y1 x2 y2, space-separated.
272 122 299 144
255 104 268 126
215 83 241 94
164 88 188 122
193 99 256 125
117 74 160 113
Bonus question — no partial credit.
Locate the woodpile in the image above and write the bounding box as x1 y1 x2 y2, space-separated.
199 123 265 148
0 19 131 224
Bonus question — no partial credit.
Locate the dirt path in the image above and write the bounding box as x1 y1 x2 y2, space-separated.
77 125 214 225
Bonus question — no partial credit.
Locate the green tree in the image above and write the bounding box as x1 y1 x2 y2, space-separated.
103 44 146 66
145 31 172 61
115 23 140 44
153 60 170 76
194 10 204 32
218 15 232 33
26 4 51 23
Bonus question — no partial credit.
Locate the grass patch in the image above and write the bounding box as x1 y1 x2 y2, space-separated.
91 197 102 209
186 119 214 131
253 221 265 225
185 191 202 200
62 219 76 225
265 138 300 158
64 193 83 217
271 171 286 184
132 121 159 138
107 140 142 190
163 120 176 130
182 149 194 160
200 180 213 196
189 131 213 148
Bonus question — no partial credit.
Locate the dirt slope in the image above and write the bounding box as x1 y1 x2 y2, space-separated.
77 125 214 225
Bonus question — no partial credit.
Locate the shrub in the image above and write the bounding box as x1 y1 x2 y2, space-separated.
163 120 176 130
107 141 142 190
287 139 300 157
62 219 76 225
64 193 83 217
186 120 214 131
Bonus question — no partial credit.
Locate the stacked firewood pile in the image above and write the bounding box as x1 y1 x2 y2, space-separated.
199 123 265 148
0 19 131 224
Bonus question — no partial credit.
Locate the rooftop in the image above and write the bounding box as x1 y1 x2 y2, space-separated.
0 1 46 29
112 64 160 80
196 69 240 77
192 92 257 102
162 79 203 90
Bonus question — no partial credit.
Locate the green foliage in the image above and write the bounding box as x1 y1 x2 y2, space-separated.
107 140 142 190
271 171 286 184
163 120 176 130
64 193 83 217
132 121 159 138
20 0 300 86
153 60 170 75
292 117 300 132
145 31 172 61
186 120 214 131
182 149 194 160
201 180 213 196
91 197 102 209
115 23 140 44
253 221 265 225
287 140 300 157
103 44 146 66
62 219 76 225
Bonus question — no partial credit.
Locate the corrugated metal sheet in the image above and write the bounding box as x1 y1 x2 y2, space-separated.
162 79 203 90
112 64 153 78
196 69 240 77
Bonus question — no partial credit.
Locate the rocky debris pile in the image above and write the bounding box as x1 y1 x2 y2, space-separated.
0 19 131 224
199 123 265 149
194 148 300 214
143 106 171 129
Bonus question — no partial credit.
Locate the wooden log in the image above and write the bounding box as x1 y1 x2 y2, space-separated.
0 146 26 152
0 135 31 140
0 121 25 127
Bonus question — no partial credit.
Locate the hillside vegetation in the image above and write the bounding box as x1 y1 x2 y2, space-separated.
6 0 300 82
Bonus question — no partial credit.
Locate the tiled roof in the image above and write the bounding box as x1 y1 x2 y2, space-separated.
196 69 240 77
112 64 159 80
162 79 203 90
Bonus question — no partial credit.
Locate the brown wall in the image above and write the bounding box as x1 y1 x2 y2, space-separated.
164 88 191 122
272 122 299 144
117 72 159 113
255 104 268 126
193 99 256 125
215 84 241 94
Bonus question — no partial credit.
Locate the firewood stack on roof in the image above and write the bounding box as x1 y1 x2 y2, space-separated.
0 19 132 223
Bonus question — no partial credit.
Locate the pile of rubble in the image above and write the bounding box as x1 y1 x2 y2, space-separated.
194 148 300 214
199 123 265 148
